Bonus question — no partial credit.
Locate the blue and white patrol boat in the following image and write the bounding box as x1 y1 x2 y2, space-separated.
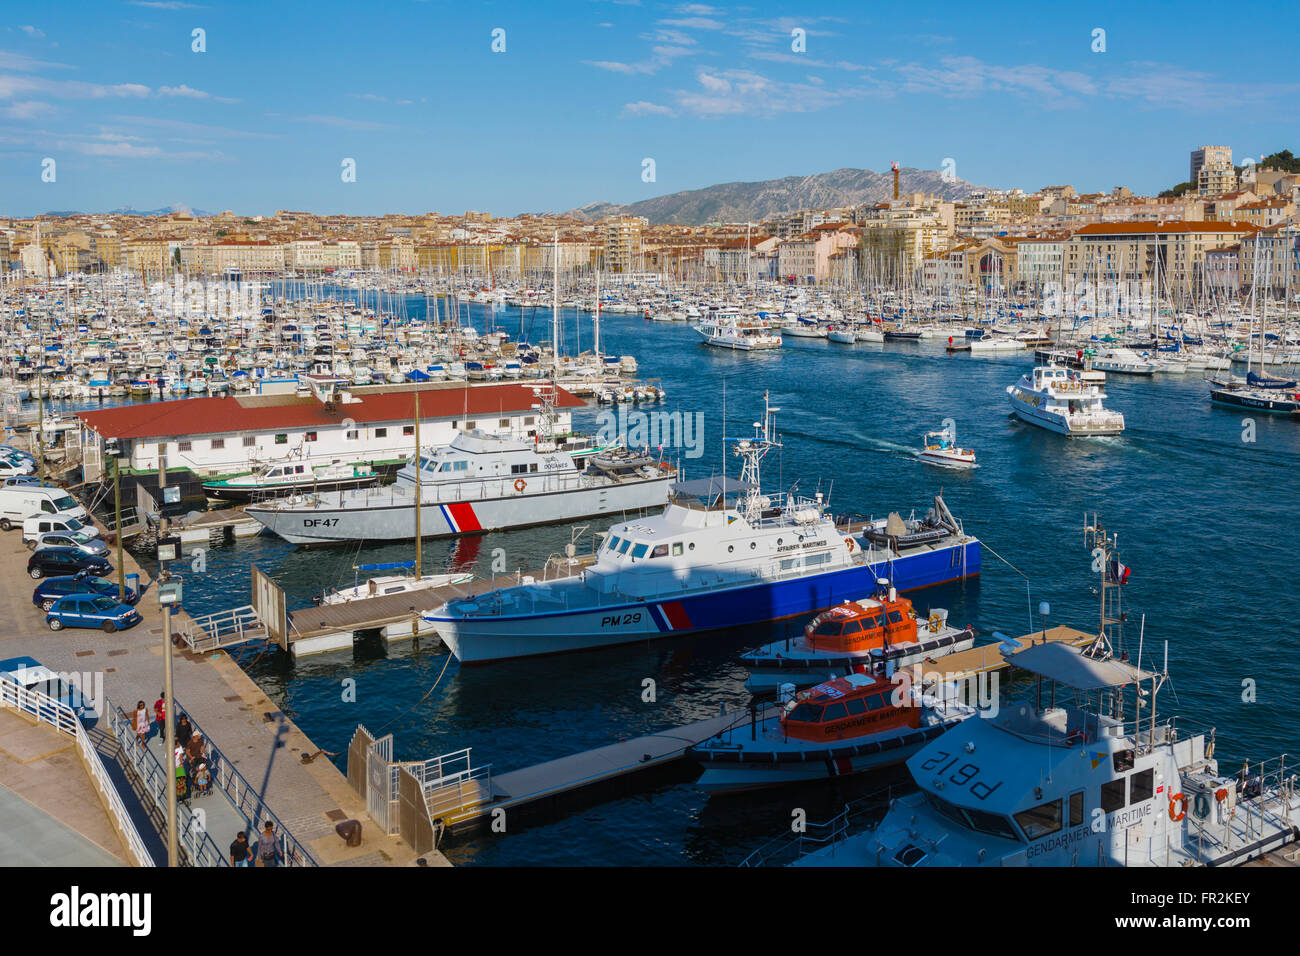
426 394 981 663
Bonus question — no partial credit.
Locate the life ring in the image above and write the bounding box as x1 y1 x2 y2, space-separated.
844 537 855 553
1215 788 1228 802
1168 793 1187 822
928 614 941 633
513 478 526 492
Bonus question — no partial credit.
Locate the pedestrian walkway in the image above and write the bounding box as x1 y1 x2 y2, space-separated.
0 707 129 866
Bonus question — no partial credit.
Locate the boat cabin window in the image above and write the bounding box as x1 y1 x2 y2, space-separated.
510 464 528 475
1112 749 1134 772
821 702 848 722
1013 799 1062 840
1130 768 1154 803
812 619 843 636
651 544 668 558
887 610 905 624
1069 791 1084 827
865 694 885 711
846 697 867 715
529 463 538 473
631 543 649 559
965 807 1020 842
841 620 862 634
606 536 621 552
671 543 683 556
617 539 632 555
1100 778 1126 813
787 703 823 723
267 467 282 477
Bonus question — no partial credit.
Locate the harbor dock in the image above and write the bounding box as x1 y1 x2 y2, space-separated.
0 507 446 866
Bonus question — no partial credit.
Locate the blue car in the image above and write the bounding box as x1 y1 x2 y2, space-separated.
33 573 139 613
46 594 142 632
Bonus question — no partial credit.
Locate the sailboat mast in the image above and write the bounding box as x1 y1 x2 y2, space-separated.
413 390 422 575
552 231 560 382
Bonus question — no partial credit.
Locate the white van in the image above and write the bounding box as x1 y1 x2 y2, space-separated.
0 486 90 531
22 514 103 544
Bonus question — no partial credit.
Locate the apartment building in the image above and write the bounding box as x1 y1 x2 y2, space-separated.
601 215 645 272
1064 221 1257 293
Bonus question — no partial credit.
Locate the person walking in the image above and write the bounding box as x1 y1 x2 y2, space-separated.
132 701 151 746
229 831 254 867
175 712 193 749
153 691 166 729
255 821 282 868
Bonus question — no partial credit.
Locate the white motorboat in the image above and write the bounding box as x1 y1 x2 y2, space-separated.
917 428 976 468
1007 364 1125 436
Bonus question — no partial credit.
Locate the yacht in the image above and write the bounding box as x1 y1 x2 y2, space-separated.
694 311 782 350
1090 347 1158 375
1007 365 1125 436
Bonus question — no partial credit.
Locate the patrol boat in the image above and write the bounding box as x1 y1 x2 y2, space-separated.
247 428 673 546
426 394 981 663
202 458 380 502
787 519 1300 867
1006 364 1125 436
741 583 976 694
690 670 973 794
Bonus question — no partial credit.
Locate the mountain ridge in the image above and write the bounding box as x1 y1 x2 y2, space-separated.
557 166 986 226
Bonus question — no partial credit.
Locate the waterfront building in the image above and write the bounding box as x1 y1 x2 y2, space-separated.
601 216 645 273
74 381 585 485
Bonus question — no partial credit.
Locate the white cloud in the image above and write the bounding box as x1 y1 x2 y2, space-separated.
621 100 675 117
19 26 45 39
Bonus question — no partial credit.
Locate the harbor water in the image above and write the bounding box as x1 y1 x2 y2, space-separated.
73 298 1300 865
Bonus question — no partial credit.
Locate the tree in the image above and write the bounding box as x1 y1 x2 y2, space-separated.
1158 181 1195 199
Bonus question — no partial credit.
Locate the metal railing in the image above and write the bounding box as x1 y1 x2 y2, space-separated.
0 678 154 866
182 708 318 867
108 703 227 866
180 605 264 651
740 785 893 867
407 748 492 821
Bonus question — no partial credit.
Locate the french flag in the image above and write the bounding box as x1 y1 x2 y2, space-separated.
1108 558 1131 585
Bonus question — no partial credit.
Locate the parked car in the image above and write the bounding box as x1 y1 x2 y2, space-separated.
0 655 91 716
33 572 138 612
22 514 102 544
29 530 110 557
46 594 142 633
0 445 37 466
27 547 111 580
0 455 34 478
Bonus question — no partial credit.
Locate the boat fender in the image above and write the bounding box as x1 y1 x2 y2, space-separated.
514 478 526 492
844 537 855 553
1168 793 1188 822
1205 741 1215 760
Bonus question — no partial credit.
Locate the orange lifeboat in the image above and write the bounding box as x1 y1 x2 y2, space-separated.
781 672 921 743
803 595 917 655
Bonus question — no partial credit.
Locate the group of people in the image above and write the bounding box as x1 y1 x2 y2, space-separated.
229 822 284 867
131 695 211 800
131 695 288 868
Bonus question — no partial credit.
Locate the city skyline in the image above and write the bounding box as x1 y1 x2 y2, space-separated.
3 0 1299 218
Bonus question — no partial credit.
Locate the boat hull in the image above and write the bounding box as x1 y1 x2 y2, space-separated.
246 475 674 545
691 721 954 794
429 538 981 663
742 629 977 693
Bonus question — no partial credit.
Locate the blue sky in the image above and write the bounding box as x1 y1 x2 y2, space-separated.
3 0 1298 218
